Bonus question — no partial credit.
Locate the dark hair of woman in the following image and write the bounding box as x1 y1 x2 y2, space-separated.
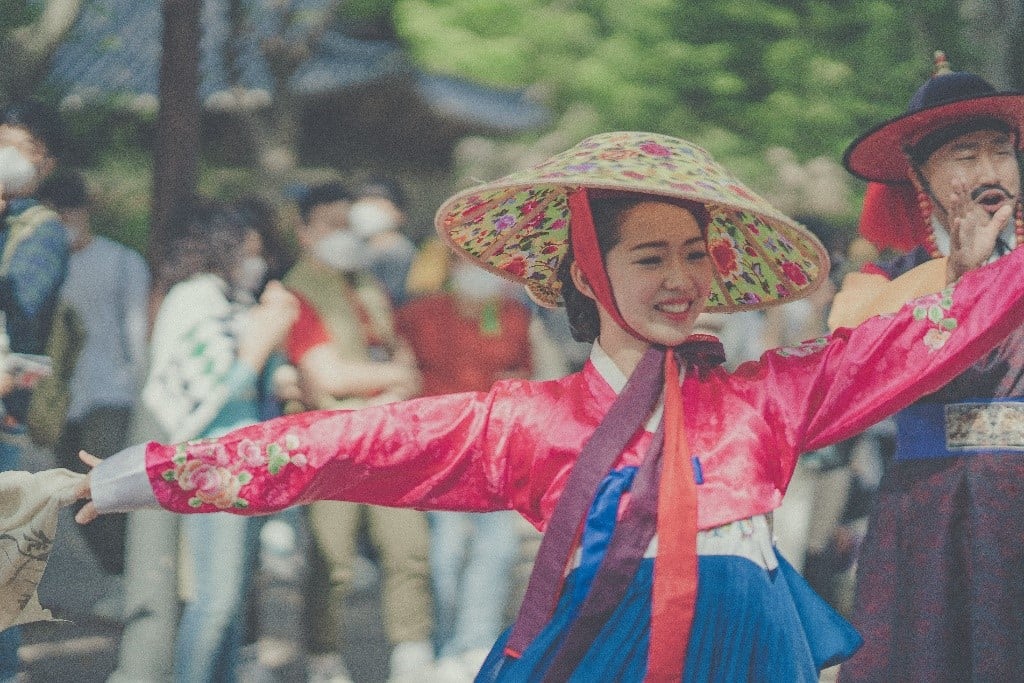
557 192 709 343
154 197 251 298
233 195 294 281
38 169 88 209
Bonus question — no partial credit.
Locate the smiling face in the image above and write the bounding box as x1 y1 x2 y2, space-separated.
572 200 713 365
920 128 1021 228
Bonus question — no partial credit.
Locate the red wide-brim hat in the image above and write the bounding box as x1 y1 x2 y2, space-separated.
843 55 1024 252
844 69 1024 184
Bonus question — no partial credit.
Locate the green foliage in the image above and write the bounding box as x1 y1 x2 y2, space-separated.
85 151 152 257
19 0 986 242
0 0 40 30
336 0 398 21
393 0 971 183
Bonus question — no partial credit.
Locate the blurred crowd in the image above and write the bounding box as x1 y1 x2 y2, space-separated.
1 99 884 683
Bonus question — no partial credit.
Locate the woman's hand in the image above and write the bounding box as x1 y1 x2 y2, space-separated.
271 363 303 402
73 450 102 525
237 281 300 370
945 180 1013 284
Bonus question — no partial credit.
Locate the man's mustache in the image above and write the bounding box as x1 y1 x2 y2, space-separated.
970 184 1016 201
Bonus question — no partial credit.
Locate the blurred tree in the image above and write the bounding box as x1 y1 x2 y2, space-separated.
150 0 202 263
12 0 1023 243
227 1 338 178
0 0 83 100
386 0 1015 178
960 0 1024 89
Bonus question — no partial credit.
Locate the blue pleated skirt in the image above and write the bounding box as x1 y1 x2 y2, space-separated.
477 468 862 682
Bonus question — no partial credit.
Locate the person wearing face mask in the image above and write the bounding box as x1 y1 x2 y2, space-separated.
350 177 418 306
0 99 70 682
132 198 298 683
34 170 149 608
395 254 566 683
232 195 294 295
281 181 434 683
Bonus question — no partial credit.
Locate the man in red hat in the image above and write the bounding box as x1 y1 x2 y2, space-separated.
832 52 1024 682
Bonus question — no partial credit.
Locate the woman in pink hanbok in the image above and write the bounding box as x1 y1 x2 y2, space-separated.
76 132 1024 682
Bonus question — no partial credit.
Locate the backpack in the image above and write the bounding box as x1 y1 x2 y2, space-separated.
25 304 83 447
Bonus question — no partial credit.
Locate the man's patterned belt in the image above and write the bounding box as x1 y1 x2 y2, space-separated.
894 398 1024 460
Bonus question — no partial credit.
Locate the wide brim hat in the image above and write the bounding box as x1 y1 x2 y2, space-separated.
434 131 828 312
844 66 1024 183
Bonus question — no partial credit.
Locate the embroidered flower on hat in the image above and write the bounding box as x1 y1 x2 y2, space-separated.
436 132 827 311
782 261 810 286
709 237 741 277
639 141 672 156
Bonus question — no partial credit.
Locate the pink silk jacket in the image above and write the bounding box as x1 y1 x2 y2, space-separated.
141 247 1024 532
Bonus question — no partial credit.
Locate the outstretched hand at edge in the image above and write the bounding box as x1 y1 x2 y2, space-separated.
73 450 102 525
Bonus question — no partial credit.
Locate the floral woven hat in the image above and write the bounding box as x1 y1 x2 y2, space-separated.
435 131 828 312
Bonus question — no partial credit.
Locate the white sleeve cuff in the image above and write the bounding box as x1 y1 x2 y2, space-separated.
91 443 160 514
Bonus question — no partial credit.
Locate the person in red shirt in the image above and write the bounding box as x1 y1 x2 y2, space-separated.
396 255 534 681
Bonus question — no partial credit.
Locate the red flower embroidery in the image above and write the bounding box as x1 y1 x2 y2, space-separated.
710 240 739 276
639 142 672 157
781 262 808 286
520 200 540 215
504 256 528 277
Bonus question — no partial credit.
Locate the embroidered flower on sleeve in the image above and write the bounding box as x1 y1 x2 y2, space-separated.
912 287 957 351
923 328 953 351
162 432 309 509
775 336 829 358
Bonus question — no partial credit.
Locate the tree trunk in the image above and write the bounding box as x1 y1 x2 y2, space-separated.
960 0 1024 88
149 0 202 265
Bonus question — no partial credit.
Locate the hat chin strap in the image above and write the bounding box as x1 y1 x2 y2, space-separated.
568 188 650 343
907 166 957 258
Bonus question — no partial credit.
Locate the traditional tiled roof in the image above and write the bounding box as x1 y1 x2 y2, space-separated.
46 0 549 133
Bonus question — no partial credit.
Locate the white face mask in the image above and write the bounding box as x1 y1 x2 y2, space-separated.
450 262 519 302
234 255 269 294
349 200 399 238
0 146 37 196
313 230 366 272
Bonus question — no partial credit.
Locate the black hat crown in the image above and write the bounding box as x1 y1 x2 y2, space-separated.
908 68 997 114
